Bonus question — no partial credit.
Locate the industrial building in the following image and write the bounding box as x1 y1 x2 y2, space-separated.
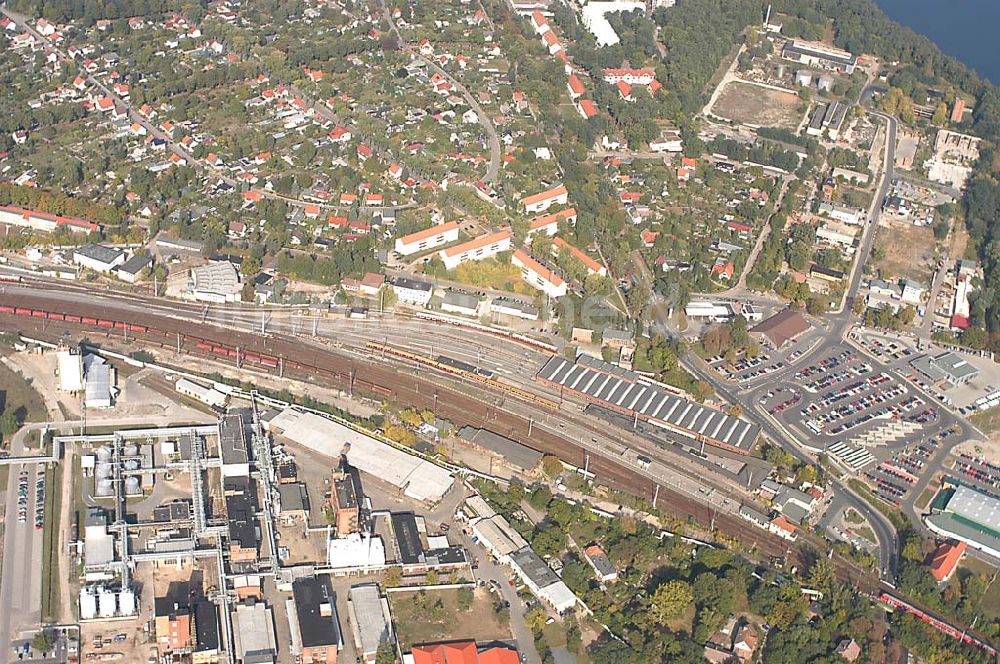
233 601 277 664
348 584 393 663
536 354 760 454
781 39 857 73
326 532 388 571
456 426 543 472
288 576 343 663
926 484 1000 561
266 408 454 504
579 1 646 46
189 261 242 303
73 244 127 273
328 456 365 535
509 548 577 613
83 353 114 409
441 291 483 317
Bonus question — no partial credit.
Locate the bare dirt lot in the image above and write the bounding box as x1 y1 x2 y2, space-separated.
710 80 804 130
389 587 511 651
874 224 937 281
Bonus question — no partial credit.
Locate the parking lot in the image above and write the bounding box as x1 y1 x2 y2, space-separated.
709 341 812 387
762 345 935 442
865 427 959 506
952 452 1000 498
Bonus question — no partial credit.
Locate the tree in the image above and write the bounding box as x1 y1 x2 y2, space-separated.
383 567 402 588
542 455 563 477
375 642 398 664
525 607 549 634
32 631 54 653
648 579 692 624
0 410 19 437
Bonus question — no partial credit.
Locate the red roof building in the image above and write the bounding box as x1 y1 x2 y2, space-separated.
411 642 519 664
928 540 966 582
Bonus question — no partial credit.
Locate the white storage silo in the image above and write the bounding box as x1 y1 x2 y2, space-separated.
96 446 112 463
96 462 112 479
98 589 117 617
125 476 141 496
79 588 97 620
123 444 138 457
95 479 114 497
118 589 136 616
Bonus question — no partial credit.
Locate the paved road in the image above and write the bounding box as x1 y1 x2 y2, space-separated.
0 460 44 664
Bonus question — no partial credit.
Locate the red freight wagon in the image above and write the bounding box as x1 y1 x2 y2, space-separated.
65 315 82 323
97 319 115 328
0 306 14 314
32 310 46 318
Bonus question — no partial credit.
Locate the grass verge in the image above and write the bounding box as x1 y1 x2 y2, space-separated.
40 462 64 623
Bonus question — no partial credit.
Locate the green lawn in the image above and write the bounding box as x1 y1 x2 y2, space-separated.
970 406 1000 434
843 508 864 525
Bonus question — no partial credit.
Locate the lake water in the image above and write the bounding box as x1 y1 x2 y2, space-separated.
874 0 1000 85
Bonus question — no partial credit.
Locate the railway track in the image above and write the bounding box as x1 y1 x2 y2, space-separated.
0 291 796 560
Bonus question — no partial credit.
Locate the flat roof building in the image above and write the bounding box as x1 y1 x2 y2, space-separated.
289 576 343 663
233 602 277 664
910 351 979 386
73 244 126 273
926 484 1000 561
193 602 221 664
348 584 393 663
509 548 577 613
268 409 453 503
781 39 857 73
456 426 543 472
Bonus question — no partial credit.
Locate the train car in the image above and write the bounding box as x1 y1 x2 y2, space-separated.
31 310 46 318
65 314 82 323
128 324 147 333
81 317 98 325
0 306 14 314
259 356 278 368
97 319 115 328
48 312 65 321
244 352 261 363
195 342 212 351
227 348 239 358
212 346 229 355
0 274 22 283
114 322 128 330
